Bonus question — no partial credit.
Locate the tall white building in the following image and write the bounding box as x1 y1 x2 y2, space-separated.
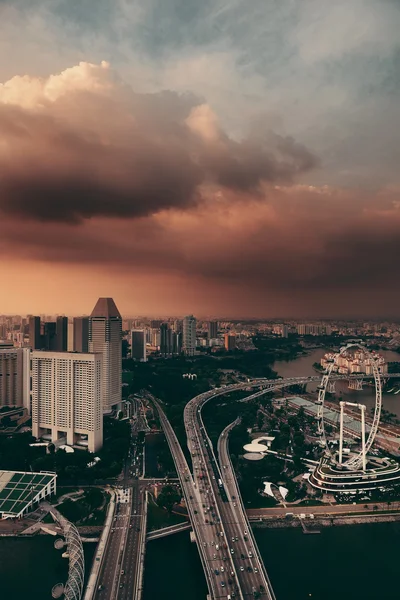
0 347 30 412
131 329 147 362
89 298 122 412
183 315 197 356
31 351 103 453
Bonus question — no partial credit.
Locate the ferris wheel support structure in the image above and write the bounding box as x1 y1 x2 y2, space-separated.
316 342 382 472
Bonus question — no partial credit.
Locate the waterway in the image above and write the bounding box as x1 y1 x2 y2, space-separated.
0 536 96 599
273 347 400 418
143 523 400 600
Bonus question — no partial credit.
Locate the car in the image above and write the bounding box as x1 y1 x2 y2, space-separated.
249 552 253 558
214 569 219 575
240 566 244 572
232 537 235 542
230 549 234 554
247 566 252 573
235 537 238 541
233 503 237 507
221 582 225 587
213 554 217 559
221 566 225 572
244 531 248 536
254 568 259 573
203 542 207 547
121 570 125 575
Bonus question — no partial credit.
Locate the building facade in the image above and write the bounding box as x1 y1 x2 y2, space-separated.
224 333 236 351
56 317 68 352
183 315 197 356
0 348 30 412
73 317 89 353
208 321 218 339
31 351 103 453
89 298 122 412
29 316 42 350
131 329 147 362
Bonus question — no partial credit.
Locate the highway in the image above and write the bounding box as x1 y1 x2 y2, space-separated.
184 396 276 600
95 488 132 600
218 421 276 599
151 395 240 600
94 413 147 600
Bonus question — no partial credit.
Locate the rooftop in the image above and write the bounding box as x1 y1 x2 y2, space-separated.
90 297 121 319
0 470 56 518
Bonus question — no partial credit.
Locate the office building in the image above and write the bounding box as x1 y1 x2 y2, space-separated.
183 315 196 356
89 298 122 412
160 323 173 356
29 316 42 350
56 317 68 352
0 348 30 412
208 321 218 339
131 329 146 362
73 317 89 353
31 351 103 453
224 333 236 351
44 322 57 351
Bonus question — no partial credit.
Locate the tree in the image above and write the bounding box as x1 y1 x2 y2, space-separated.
157 485 181 513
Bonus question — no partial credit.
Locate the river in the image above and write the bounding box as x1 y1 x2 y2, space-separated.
273 347 400 418
0 536 96 599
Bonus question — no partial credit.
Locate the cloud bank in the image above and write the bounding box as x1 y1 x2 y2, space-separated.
0 61 317 224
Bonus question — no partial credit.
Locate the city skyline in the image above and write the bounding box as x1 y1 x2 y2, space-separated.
1 2 400 317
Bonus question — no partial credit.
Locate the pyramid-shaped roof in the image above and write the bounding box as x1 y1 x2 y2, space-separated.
90 298 121 318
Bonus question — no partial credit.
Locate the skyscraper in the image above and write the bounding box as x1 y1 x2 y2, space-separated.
31 350 103 452
131 329 146 362
29 316 42 349
208 321 218 339
160 323 173 356
224 333 236 351
89 298 122 412
44 322 57 351
56 316 68 351
183 315 196 356
0 347 30 412
73 317 89 353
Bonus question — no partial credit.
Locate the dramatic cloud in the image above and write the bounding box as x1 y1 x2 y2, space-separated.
0 2 399 317
0 61 317 224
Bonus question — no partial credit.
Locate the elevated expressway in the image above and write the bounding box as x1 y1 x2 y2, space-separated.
153 398 241 600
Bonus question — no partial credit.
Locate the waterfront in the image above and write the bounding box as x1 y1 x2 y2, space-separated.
0 536 96 599
143 522 400 600
273 347 400 418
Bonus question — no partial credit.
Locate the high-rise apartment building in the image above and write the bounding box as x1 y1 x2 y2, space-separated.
89 298 122 412
0 348 30 412
31 351 103 453
67 322 74 351
56 316 68 352
183 315 196 356
131 329 146 362
29 316 42 349
208 321 218 339
224 333 236 351
73 317 89 353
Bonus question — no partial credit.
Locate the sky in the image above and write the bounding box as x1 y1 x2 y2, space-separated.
1 0 400 318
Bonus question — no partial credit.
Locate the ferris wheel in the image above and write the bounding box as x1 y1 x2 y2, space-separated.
316 342 382 471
